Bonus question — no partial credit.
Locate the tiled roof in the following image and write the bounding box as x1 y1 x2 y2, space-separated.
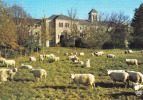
47 15 72 20
88 9 98 14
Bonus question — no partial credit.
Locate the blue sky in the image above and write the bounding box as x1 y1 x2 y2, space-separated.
4 0 143 20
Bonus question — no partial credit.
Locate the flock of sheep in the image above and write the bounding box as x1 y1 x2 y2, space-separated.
0 49 143 96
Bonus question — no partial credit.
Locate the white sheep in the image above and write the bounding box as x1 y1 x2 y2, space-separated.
126 71 143 84
125 50 133 54
54 57 59 61
107 70 125 75
29 57 36 62
0 57 6 65
126 59 138 67
39 56 44 62
0 75 7 84
128 50 133 54
84 59 90 67
4 60 15 67
30 69 47 82
20 64 33 69
94 51 104 56
50 54 55 58
0 68 17 80
0 69 13 83
79 52 84 56
67 55 76 60
133 83 143 91
71 55 80 62
74 60 84 65
107 54 116 58
70 74 95 89
49 57 59 62
45 54 51 58
107 71 129 87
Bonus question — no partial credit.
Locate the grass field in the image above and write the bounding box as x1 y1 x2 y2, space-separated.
0 47 143 100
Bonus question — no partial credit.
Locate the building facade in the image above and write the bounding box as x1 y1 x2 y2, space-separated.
29 9 98 47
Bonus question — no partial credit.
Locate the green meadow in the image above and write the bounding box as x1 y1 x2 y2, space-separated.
0 47 143 100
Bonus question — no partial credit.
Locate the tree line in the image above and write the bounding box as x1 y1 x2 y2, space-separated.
0 1 42 58
61 3 143 49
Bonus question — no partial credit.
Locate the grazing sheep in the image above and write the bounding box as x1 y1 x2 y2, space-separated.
107 54 116 58
84 59 90 67
128 50 133 54
71 55 80 62
39 56 44 62
50 54 55 58
55 57 59 61
0 69 13 81
45 54 51 58
0 57 6 65
133 83 143 91
29 57 36 62
126 71 143 84
74 60 84 65
107 70 125 75
4 60 15 67
126 59 138 67
95 51 104 56
79 52 84 56
20 64 33 69
49 57 59 63
0 75 7 84
107 71 129 87
30 69 47 82
125 50 133 54
70 74 95 89
67 55 76 60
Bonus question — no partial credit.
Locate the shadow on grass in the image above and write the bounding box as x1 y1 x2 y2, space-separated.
96 82 127 88
33 85 86 90
110 92 136 99
14 78 35 82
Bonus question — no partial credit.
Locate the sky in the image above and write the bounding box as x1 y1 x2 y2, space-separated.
3 0 143 20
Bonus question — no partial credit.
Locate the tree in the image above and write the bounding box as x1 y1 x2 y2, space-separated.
79 24 110 49
66 8 79 47
105 12 132 49
0 1 18 49
10 4 39 54
41 17 53 47
131 3 143 48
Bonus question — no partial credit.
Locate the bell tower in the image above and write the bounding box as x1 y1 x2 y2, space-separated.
88 9 98 23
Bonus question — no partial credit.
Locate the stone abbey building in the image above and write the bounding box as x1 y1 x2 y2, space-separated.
29 9 98 47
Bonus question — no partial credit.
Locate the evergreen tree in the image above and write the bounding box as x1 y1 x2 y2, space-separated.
131 3 143 48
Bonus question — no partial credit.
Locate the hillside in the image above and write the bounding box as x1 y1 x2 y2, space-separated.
0 47 143 100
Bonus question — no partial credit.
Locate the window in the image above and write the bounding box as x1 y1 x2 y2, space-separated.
65 23 69 27
59 23 63 27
